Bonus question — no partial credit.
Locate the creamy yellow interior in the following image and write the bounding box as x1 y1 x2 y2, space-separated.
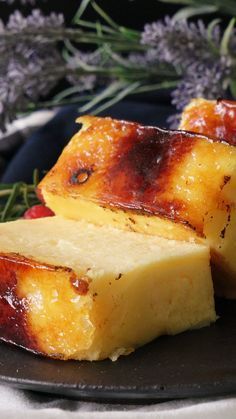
0 216 216 360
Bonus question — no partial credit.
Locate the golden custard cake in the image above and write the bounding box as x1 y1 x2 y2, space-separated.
39 116 236 298
0 216 215 361
179 98 236 145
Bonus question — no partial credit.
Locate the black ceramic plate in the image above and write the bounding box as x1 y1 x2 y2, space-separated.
1 102 236 402
0 299 235 401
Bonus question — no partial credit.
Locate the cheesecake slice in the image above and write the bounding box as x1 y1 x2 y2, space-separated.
39 116 236 298
180 99 236 297
179 98 236 145
0 216 215 361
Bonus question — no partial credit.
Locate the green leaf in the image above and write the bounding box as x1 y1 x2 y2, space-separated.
119 27 140 40
136 80 179 94
75 19 115 34
85 82 141 115
0 172 40 222
53 86 93 104
207 19 221 52
73 0 92 23
0 184 13 191
91 1 120 31
102 44 134 68
23 184 30 209
1 183 22 222
33 169 39 188
90 1 139 40
220 18 235 55
79 81 125 112
173 5 218 21
63 39 79 56
207 18 221 41
96 20 103 37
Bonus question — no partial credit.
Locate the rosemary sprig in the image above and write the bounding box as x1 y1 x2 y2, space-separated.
0 170 40 222
0 28 143 52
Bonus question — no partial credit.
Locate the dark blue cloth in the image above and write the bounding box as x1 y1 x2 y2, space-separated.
1 101 172 183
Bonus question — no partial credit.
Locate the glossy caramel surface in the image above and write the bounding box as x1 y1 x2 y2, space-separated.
40 116 236 235
0 253 90 356
0 253 40 353
180 98 236 145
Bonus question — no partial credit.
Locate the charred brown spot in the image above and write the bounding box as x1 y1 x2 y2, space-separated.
0 252 74 274
70 168 93 185
220 209 231 239
70 275 89 295
220 175 231 190
128 217 136 225
224 175 231 185
115 273 122 280
101 126 196 221
220 227 226 239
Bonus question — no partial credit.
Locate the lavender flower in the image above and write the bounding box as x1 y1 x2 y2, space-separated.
0 4 235 132
141 17 233 126
0 9 65 130
141 17 221 68
127 52 149 67
168 56 232 128
6 9 64 39
172 56 232 110
1 0 37 4
66 50 104 91
0 9 116 130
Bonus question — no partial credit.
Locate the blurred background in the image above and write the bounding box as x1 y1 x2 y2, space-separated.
0 0 232 185
0 1 180 28
0 0 180 181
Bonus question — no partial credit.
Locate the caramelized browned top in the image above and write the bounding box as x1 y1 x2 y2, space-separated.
100 125 197 220
40 115 235 234
180 99 236 145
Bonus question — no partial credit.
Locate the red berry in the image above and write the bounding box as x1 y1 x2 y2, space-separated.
23 205 55 219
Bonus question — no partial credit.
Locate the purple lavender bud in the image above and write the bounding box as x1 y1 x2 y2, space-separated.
141 17 220 69
0 9 65 130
